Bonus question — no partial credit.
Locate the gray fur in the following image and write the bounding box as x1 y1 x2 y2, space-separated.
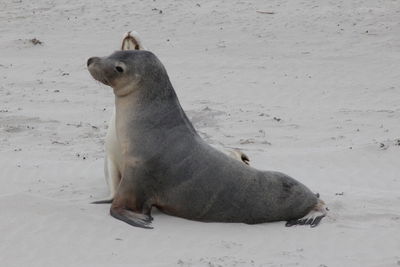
87 50 321 228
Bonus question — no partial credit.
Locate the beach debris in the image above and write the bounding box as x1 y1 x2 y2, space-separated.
273 116 282 122
30 38 43 45
256 10 275 14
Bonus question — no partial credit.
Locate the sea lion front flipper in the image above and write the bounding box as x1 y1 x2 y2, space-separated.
110 207 153 229
110 165 155 229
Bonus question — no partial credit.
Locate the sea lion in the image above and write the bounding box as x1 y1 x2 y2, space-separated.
87 50 327 229
97 31 250 203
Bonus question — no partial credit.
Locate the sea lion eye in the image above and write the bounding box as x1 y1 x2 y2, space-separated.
115 66 124 73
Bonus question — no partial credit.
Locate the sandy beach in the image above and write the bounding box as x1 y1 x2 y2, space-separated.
1 0 399 266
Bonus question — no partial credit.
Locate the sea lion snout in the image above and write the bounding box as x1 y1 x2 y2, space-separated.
87 57 99 67
87 57 118 87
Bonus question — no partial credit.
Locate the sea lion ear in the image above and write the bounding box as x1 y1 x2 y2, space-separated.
121 31 146 51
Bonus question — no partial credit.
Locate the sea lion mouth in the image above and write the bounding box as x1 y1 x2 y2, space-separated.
93 75 111 86
100 77 110 86
94 73 111 87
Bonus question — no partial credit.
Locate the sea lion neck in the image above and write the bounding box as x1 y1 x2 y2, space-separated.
114 75 177 109
114 80 198 139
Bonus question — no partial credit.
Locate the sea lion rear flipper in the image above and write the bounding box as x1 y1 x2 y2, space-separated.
285 199 328 228
285 215 325 227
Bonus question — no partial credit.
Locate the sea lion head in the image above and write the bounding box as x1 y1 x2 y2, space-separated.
87 50 167 97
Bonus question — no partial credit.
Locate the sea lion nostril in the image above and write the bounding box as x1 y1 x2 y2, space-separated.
87 57 95 67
